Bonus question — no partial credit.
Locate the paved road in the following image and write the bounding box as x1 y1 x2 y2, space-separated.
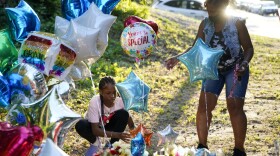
237 9 280 39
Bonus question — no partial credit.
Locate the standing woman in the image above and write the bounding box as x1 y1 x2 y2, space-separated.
75 76 135 154
165 0 254 155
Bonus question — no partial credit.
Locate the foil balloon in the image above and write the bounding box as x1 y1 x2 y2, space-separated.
157 124 179 146
121 22 157 59
0 29 18 74
61 0 91 20
74 3 117 62
51 118 81 147
124 16 159 34
68 61 91 81
0 75 10 108
7 63 48 105
39 138 68 156
54 16 69 38
18 32 60 75
7 85 81 147
61 20 99 62
195 148 213 156
129 123 153 147
57 81 70 102
116 71 150 113
0 123 43 156
89 0 120 14
131 132 146 156
5 0 40 41
0 122 11 129
49 42 77 80
177 38 224 83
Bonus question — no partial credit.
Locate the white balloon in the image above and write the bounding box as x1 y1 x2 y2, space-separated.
39 139 69 156
61 20 100 62
74 3 117 57
68 61 91 81
55 16 69 38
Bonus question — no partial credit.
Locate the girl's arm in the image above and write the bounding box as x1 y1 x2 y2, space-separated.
91 123 131 143
127 115 135 130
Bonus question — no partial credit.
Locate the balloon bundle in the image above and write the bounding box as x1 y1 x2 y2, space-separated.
1 0 123 155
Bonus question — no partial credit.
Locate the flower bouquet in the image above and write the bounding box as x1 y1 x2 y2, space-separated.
153 144 224 156
94 140 149 156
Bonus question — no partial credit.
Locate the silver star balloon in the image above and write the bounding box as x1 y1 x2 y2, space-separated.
157 124 179 146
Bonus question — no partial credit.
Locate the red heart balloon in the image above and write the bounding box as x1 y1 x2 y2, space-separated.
0 122 11 129
0 126 34 156
31 125 44 146
124 16 159 34
0 122 44 156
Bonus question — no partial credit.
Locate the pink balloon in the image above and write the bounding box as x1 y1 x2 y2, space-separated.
124 16 159 34
0 122 44 156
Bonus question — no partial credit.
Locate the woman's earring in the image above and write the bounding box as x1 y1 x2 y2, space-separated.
204 2 207 7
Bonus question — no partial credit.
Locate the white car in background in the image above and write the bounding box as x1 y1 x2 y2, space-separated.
259 1 278 16
152 0 247 23
152 0 207 20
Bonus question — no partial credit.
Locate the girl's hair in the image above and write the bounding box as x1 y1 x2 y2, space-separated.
99 76 116 90
99 76 116 117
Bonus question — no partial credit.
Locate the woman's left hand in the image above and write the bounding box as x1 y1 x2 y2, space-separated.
236 61 249 76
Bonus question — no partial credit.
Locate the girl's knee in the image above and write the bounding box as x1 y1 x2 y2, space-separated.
114 109 129 119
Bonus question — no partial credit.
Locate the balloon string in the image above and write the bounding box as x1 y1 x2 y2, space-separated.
6 104 18 122
203 83 209 130
229 64 239 98
141 59 145 122
96 100 110 147
85 61 96 95
87 62 108 148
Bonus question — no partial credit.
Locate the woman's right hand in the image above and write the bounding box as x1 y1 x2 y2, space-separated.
165 57 179 70
119 132 131 143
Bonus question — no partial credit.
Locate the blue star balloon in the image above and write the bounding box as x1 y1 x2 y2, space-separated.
116 71 150 113
61 0 119 20
131 132 146 156
177 38 224 83
0 75 10 108
89 0 120 14
61 0 91 20
5 0 40 41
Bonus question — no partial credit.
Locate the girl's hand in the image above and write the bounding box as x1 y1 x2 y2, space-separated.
119 132 131 143
236 61 249 76
165 57 179 70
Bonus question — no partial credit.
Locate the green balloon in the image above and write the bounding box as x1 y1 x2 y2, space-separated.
0 29 18 74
